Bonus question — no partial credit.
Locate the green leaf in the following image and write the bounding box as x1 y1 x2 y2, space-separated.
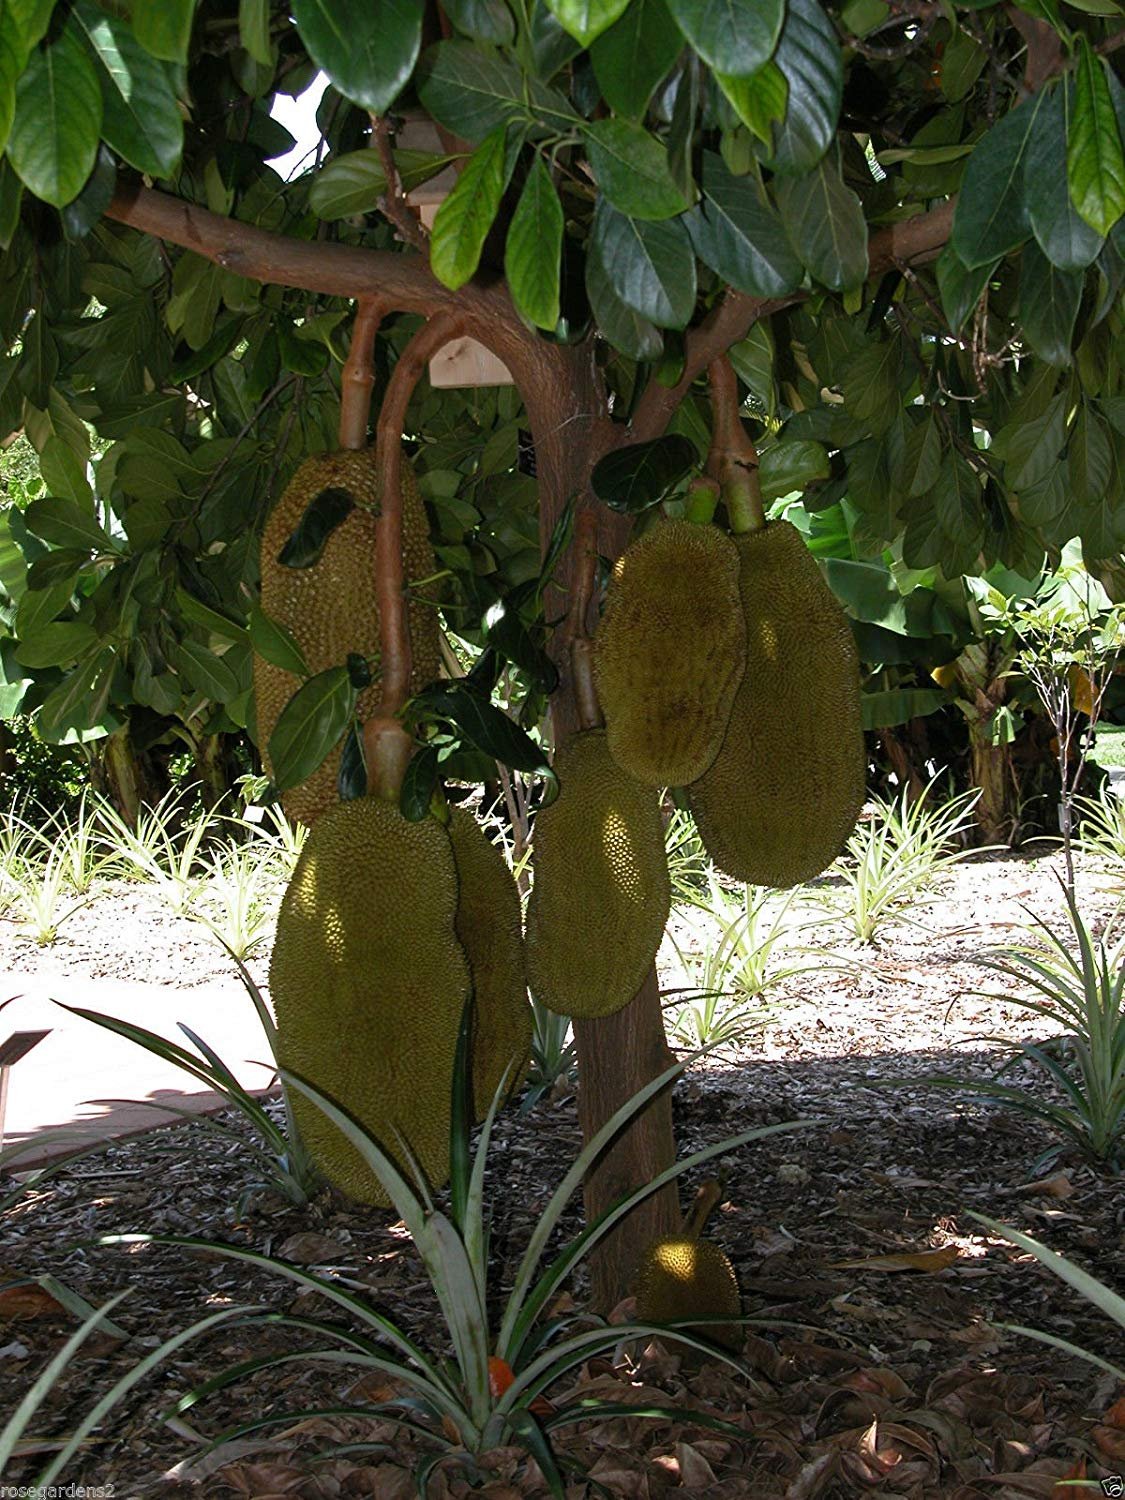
336 721 367 801
483 595 559 690
759 439 829 502
15 621 98 669
410 683 550 776
23 498 110 551
309 148 455 219
26 549 89 591
173 639 240 701
545 0 631 46
584 119 691 220
585 239 664 359
505 156 563 330
442 0 517 43
0 160 22 250
174 589 247 645
16 580 75 639
1005 392 1067 491
1020 239 1082 366
591 435 697 511
1068 405 1114 504
248 605 310 677
417 39 578 143
892 411 943 499
951 94 1041 268
40 437 93 507
862 687 948 729
131 0 197 62
277 485 357 569
1027 83 1104 271
399 743 440 821
765 0 843 175
590 199 696 327
37 650 114 741
664 0 784 77
935 243 996 333
293 0 422 114
239 0 272 65
0 9 21 157
7 25 102 207
715 62 787 145
1067 39 1125 239
431 125 515 291
71 2 183 179
268 667 356 790
684 150 802 298
590 0 683 119
775 156 868 291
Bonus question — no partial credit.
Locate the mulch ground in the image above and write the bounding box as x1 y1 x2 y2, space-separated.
2 843 1123 1498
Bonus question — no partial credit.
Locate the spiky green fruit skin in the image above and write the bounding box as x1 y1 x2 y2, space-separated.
270 797 470 1205
526 730 670 1018
594 520 746 787
255 452 441 827
447 807 532 1118
688 520 865 888
635 1237 742 1351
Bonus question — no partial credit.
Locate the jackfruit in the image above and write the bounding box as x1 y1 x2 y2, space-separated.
688 520 865 888
635 1182 741 1351
635 1237 742 1352
447 806 532 1117
269 795 470 1204
525 730 669 1018
594 519 746 786
255 450 442 825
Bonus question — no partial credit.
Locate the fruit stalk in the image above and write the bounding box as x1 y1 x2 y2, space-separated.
706 355 764 535
339 298 386 450
568 505 603 734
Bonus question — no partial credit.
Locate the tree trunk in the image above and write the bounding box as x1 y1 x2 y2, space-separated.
519 347 681 1312
96 725 165 824
968 721 1017 845
193 731 239 810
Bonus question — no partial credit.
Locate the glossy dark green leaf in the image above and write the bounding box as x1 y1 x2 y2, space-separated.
239 0 272 65
173 639 240 701
1067 38 1125 238
591 435 697 511
483 595 559 690
15 621 98 669
951 94 1041 268
590 199 696 327
1019 239 1082 366
715 61 787 144
684 151 802 297
400 743 440 821
584 119 691 220
1068 405 1113 504
37 650 114 741
1027 83 1104 271
248 604 309 677
1004 392 1067 491
277 485 357 569
759 439 829 502
410 683 551 776
590 0 684 119
892 412 943 499
505 157 563 331
293 0 422 114
7 25 102 206
308 148 455 219
0 10 20 156
765 0 843 175
345 652 372 689
276 319 327 377
432 125 515 291
664 0 784 77
132 0 197 62
174 589 247 644
775 156 868 291
417 40 578 143
71 2 183 178
23 498 111 552
545 0 631 45
862 687 948 730
0 160 22 250
60 143 116 241
268 666 356 790
442 0 516 42
935 244 996 333
585 241 664 359
337 721 368 801
26 549 88 591
16 580 74 639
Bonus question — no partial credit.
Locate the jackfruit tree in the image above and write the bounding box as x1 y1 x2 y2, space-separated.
1 0 1124 1306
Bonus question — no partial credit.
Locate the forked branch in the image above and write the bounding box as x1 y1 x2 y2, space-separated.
338 298 385 450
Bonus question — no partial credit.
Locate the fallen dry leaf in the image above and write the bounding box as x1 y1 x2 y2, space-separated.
830 1247 961 1273
0 1282 66 1319
1014 1172 1074 1199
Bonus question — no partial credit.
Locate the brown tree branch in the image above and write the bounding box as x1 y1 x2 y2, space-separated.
707 355 764 532
338 298 386 450
629 197 958 443
371 114 429 253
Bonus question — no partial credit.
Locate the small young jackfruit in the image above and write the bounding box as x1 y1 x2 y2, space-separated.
255 451 442 826
594 519 746 787
688 520 865 888
269 795 470 1205
525 730 669 1018
447 806 532 1118
634 1181 742 1352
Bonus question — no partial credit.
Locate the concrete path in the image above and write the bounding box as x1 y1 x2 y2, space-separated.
0 971 277 1168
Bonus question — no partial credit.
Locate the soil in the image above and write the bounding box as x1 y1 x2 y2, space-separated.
2 841 1124 1499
